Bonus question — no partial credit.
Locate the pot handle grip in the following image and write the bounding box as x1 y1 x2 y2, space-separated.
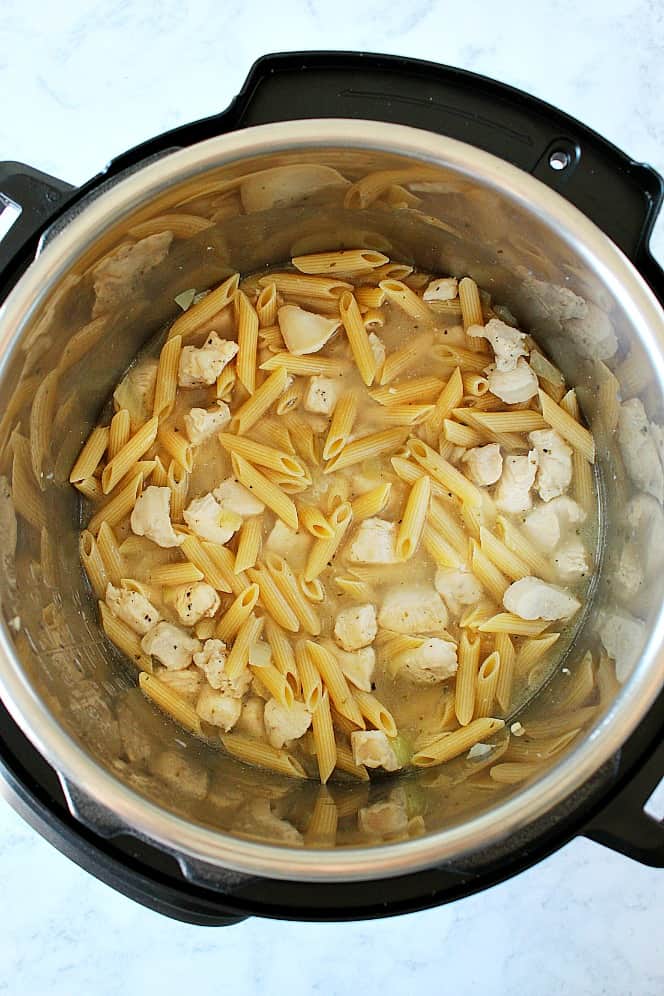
0 161 75 276
582 737 664 867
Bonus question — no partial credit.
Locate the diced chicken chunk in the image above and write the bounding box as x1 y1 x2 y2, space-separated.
241 163 348 213
468 318 528 371
151 749 208 799
237 798 303 845
193 638 252 696
423 277 458 302
368 332 386 371
172 582 220 626
393 637 458 684
234 696 266 740
626 492 664 579
113 358 158 432
195 685 242 731
597 606 646 683
183 492 242 545
130 485 183 548
529 429 572 501
617 399 664 502
346 517 399 564
304 375 341 416
488 358 538 404
554 539 589 581
141 621 202 670
524 496 586 552
495 451 538 513
434 567 483 616
178 332 239 387
334 603 377 652
184 401 231 445
277 305 340 355
461 443 503 486
154 665 203 701
378 584 448 634
351 730 401 772
263 698 312 749
93 233 172 317
214 478 265 517
613 542 643 602
332 645 375 692
503 577 580 620
265 520 311 570
359 788 409 836
105 582 160 635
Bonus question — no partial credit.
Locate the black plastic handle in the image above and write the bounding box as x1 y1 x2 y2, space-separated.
0 162 75 283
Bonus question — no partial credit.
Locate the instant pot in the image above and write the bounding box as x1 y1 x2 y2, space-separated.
0 52 662 926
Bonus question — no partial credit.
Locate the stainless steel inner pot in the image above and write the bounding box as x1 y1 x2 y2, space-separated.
0 120 663 886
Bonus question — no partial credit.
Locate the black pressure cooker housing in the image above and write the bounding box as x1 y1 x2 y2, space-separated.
0 52 662 925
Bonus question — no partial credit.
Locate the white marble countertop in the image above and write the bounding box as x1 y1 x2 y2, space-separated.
1 0 663 993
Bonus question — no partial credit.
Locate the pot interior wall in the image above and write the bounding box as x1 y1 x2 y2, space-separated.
0 142 660 852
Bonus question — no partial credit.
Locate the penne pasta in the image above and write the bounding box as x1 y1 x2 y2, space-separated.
216 363 237 402
201 541 250 595
282 412 320 466
557 650 596 710
396 474 431 560
250 660 294 709
178 531 233 592
87 472 144 535
334 742 370 781
475 651 501 718
370 376 445 407
231 453 299 530
108 409 131 460
100 602 152 673
305 787 339 846
306 641 365 728
151 455 169 488
216 584 260 642
479 526 530 582
351 482 392 521
479 613 550 637
422 523 465 567
219 432 305 478
74 476 104 502
425 366 464 437
352 689 397 737
292 249 388 275
495 632 516 712
304 501 353 582
256 283 278 327
355 285 386 310
412 717 505 767
298 503 335 539
334 576 376 601
69 426 109 483
232 366 289 433
299 575 325 603
79 530 109 598
455 631 481 726
539 390 595 462
250 418 295 455
265 617 299 693
247 564 300 632
409 437 483 508
129 213 212 239
379 331 433 385
462 372 489 396
432 343 488 374
259 272 352 299
139 671 201 733
339 291 377 386
295 640 323 712
157 424 193 474
235 289 259 395
148 561 204 586
379 279 432 321
234 516 263 574
224 613 264 681
443 419 484 448
153 335 182 419
496 515 554 582
322 391 358 461
167 460 189 522
264 553 321 635
221 733 306 778
517 632 561 671
275 380 303 416
324 428 408 474
168 272 239 340
470 540 509 605
312 691 337 784
260 354 347 378
29 368 59 487
95 521 124 586
458 276 484 331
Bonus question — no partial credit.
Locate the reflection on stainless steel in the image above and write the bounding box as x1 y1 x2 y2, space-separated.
0 121 663 884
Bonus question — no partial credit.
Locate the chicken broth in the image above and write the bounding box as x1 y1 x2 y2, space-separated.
73 254 599 787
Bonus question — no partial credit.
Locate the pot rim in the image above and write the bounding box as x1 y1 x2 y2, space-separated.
1 118 663 882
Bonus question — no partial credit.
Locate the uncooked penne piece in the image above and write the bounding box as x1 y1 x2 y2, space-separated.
100 602 153 673
231 453 299 531
216 363 237 402
265 617 300 693
304 501 353 582
168 272 239 340
455 631 481 726
260 352 346 377
79 530 109 598
379 279 432 321
178 532 232 593
96 521 124 586
422 523 465 568
108 409 131 460
292 249 388 275
298 503 335 540
157 425 193 474
475 651 501 718
151 455 169 488
247 565 300 632
258 272 352 299
322 392 357 461
496 516 553 582
153 335 182 419
148 561 205 586
470 540 509 605
219 432 305 478
396 474 431 560
235 289 259 395
339 291 377 386
557 650 596 710
74 476 104 502
462 372 489 396
312 691 337 784
167 460 189 522
517 632 561 671
264 553 321 635
221 733 306 778
299 575 324 603
351 482 392 521
443 419 484 448
234 516 263 574
275 380 303 416
139 671 201 733
427 367 464 436
379 332 433 385
306 641 365 728
409 437 483 508
295 640 323 712
479 613 550 637
370 376 445 407
256 283 278 327
202 542 250 596
232 367 289 433
334 742 370 781
87 472 144 535
250 661 294 709
458 276 484 331
224 613 264 680
539 390 595 462
29 368 59 487
324 428 408 474
355 285 386 310
216 583 260 642
70 426 109 483
352 689 397 737
495 632 516 713
479 526 530 582
412 717 505 767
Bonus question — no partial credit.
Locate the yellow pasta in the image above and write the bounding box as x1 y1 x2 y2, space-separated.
409 438 483 508
231 453 298 530
379 278 432 321
298 503 335 539
260 352 347 378
100 602 152 673
95 521 124 586
232 367 289 433
495 632 516 712
462 372 489 396
129 213 212 239
539 390 595 462
234 516 263 573
79 530 109 598
250 660 294 709
475 651 501 718
298 575 325 603
422 523 465 567
443 419 484 448
259 272 352 299
351 482 392 521
479 613 550 637
247 565 299 632
306 641 365 728
74 476 104 501
69 426 109 483
157 424 193 474
334 576 376 601
370 376 445 407
379 332 433 385
425 497 468 557
339 291 377 386
168 272 239 340
322 391 358 461
324 428 408 474
573 449 595 509
200 541 250 596
425 367 464 438
558 650 596 710
216 363 237 402
517 633 561 671
108 409 131 461
221 733 306 778
295 640 323 711
256 283 278 327
264 553 321 636
58 316 108 375
261 467 310 495
334 742 369 781
479 526 530 582
352 689 397 737
432 344 488 374
167 460 189 522
235 289 259 394
177 531 232 592
139 671 201 733
520 706 596 741
219 432 305 478
265 617 299 693
87 472 144 534
458 276 484 330
282 412 320 466
304 501 353 581
312 691 337 784
216 584 260 642
148 561 204 585
275 380 303 416
471 410 548 433
151 455 169 488
29 367 59 486
250 419 295 455
292 249 388 275
455 631 481 726
495 515 553 582
153 335 182 419
470 540 509 604
224 613 264 680
355 285 386 310
396 474 431 560
305 788 339 846
412 718 505 767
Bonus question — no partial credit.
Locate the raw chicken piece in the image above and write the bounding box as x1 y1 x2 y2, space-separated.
195 685 242 731
334 603 377 652
154 666 202 701
523 496 586 552
554 539 589 581
503 577 580 621
183 492 242 545
214 478 265 518
351 730 401 771
141 621 202 670
131 485 183 548
184 402 231 445
434 567 483 616
193 638 252 696
368 332 386 370
617 399 664 502
263 698 312 749
462 443 503 486
378 585 448 634
495 451 538 513
488 358 539 404
393 638 458 684
105 582 160 635
178 332 238 387
358 788 409 836
346 517 399 564
304 376 341 416
234 696 266 740
172 582 220 626
277 305 341 355
467 318 528 371
529 429 572 501
113 358 158 431
423 277 458 302
331 645 375 692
